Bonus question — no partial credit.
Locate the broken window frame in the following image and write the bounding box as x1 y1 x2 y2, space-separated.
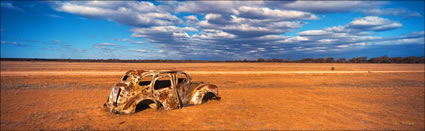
153 73 174 90
138 75 153 87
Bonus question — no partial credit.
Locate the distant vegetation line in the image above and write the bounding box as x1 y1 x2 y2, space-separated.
1 56 424 63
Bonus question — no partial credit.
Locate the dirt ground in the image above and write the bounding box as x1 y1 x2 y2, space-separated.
1 61 424 130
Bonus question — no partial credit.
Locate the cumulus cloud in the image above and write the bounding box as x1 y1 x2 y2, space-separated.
131 26 198 44
184 15 198 21
236 6 318 20
293 46 328 52
372 37 424 45
299 16 402 38
173 1 418 19
267 1 385 14
285 17 421 53
347 16 402 32
175 1 263 14
266 1 421 18
298 30 330 36
192 29 236 39
52 1 181 27
45 1 424 59
198 14 306 38
189 4 317 39
184 15 199 24
371 31 425 45
361 8 422 18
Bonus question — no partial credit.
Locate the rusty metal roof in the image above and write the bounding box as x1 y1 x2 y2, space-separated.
124 70 182 77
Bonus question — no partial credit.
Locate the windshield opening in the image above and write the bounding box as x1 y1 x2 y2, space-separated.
122 75 129 81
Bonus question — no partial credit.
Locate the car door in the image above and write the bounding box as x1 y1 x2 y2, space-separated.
175 72 192 104
136 74 154 95
152 73 181 110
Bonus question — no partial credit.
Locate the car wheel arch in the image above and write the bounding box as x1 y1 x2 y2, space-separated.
133 98 158 113
191 84 219 104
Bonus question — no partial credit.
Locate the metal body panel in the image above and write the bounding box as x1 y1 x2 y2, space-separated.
104 70 220 114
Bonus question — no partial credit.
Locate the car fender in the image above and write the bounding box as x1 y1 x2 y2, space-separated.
122 95 157 114
189 84 219 105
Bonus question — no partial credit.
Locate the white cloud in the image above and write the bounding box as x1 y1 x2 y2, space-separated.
129 48 151 53
199 14 305 37
248 50 258 53
184 15 199 21
52 1 181 27
299 30 330 36
337 44 349 48
58 2 116 16
257 48 265 51
175 1 263 14
45 1 423 59
273 16 420 53
268 1 385 14
299 16 402 41
173 1 317 39
371 37 424 45
278 36 309 43
347 16 402 31
293 46 328 52
84 1 127 8
255 35 288 40
361 8 421 18
173 32 190 39
192 29 236 39
336 42 366 48
236 6 318 20
131 26 194 38
131 26 199 46
318 39 337 44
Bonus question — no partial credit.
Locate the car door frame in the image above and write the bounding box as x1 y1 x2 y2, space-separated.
152 73 181 110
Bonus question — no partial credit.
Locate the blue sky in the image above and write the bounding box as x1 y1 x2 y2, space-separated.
1 1 424 60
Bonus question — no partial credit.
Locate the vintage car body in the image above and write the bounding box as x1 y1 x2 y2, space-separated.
104 70 220 114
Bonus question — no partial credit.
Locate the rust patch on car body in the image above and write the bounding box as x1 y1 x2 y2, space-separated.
136 70 145 75
196 84 216 91
207 84 217 90
123 95 141 110
115 83 127 87
125 83 134 91
104 70 220 114
158 91 169 101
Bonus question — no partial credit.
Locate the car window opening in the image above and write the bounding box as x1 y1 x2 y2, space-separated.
139 75 153 86
178 78 186 84
177 73 188 85
154 77 172 90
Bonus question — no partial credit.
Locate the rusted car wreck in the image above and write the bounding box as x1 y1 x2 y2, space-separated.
104 70 220 114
